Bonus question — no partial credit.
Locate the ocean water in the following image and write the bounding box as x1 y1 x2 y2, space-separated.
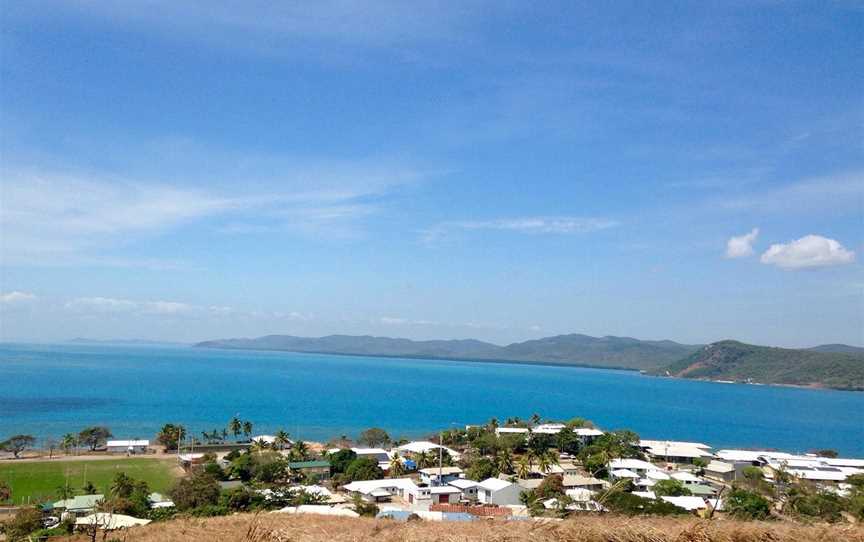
1 342 862 456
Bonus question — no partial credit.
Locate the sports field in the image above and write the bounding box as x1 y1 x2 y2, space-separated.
0 457 179 505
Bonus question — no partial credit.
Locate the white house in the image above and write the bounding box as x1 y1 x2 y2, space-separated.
476 478 522 506
660 495 708 512
532 423 566 434
419 466 463 486
448 478 479 501
396 441 461 461
608 458 656 476
495 427 530 437
640 440 714 464
106 440 149 454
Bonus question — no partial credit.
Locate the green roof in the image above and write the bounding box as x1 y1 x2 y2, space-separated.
288 460 330 469
53 494 104 510
686 484 717 496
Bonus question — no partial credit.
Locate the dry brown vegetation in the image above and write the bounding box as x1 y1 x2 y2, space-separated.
62 513 864 542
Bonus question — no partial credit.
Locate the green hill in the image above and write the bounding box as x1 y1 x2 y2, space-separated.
657 340 864 391
195 333 699 371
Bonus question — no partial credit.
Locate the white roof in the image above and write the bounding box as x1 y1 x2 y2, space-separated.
645 470 671 480
635 478 656 487
106 440 149 447
478 477 514 491
715 449 794 462
275 505 359 517
448 479 479 489
574 428 604 437
645 445 713 459
429 486 462 494
419 466 463 476
706 461 735 473
609 458 656 471
661 496 707 510
671 471 702 483
252 435 277 444
76 513 151 529
565 488 594 501
496 427 530 434
352 447 389 456
611 469 639 478
633 491 656 499
640 439 711 450
343 478 417 494
397 440 461 458
533 423 566 434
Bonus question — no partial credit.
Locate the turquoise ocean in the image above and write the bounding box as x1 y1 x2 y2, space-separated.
1 342 862 456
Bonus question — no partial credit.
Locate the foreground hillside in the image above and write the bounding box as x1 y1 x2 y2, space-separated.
657 340 864 390
62 514 864 542
196 333 700 370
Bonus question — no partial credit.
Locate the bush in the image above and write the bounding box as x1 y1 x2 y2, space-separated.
602 491 688 516
726 488 772 520
465 457 498 481
220 486 255 512
344 457 383 482
188 504 229 517
535 474 565 499
1 506 43 541
788 490 845 522
170 471 221 511
203 462 227 480
653 479 691 497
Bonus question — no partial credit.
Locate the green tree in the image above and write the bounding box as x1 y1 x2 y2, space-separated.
350 493 379 517
0 435 35 458
170 471 220 511
156 424 186 451
519 490 545 516
496 448 514 474
60 433 77 454
55 483 76 501
388 451 406 477
344 457 384 482
466 457 498 481
1 506 42 541
242 420 254 439
228 417 242 440
78 426 112 451
357 427 391 447
516 454 532 479
0 480 11 503
81 481 98 494
535 474 565 500
274 430 291 450
653 479 692 497
329 449 358 474
726 488 771 520
289 440 310 461
109 472 136 498
565 417 594 429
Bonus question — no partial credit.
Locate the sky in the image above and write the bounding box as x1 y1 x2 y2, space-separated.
0 1 862 347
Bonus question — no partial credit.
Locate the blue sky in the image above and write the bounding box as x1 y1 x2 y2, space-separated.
1 1 861 347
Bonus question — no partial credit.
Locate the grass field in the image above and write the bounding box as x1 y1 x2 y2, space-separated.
0 457 179 505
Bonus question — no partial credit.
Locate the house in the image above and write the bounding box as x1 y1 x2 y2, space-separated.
429 485 463 504
640 440 714 464
660 495 708 512
147 493 174 509
106 440 149 454
419 466 463 486
343 478 420 504
397 441 461 461
557 461 582 475
476 478 522 506
608 458 656 476
53 495 104 517
670 471 703 485
704 460 736 483
532 423 566 434
448 478 479 501
75 513 151 529
288 460 331 481
562 475 608 491
351 447 391 462
495 427 530 437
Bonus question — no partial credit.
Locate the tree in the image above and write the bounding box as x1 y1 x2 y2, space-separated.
228 417 242 440
242 420 254 439
388 451 406 477
516 454 532 479
56 483 76 500
170 471 220 511
78 426 112 451
350 493 379 517
81 481 98 494
466 457 498 481
357 427 390 447
565 417 594 429
344 457 383 482
726 488 771 520
156 424 186 451
274 430 291 450
289 440 310 462
329 449 358 474
535 474 565 500
61 433 77 454
0 434 35 458
530 413 542 426
813 449 838 458
496 448 514 474
1 506 42 541
109 472 136 499
0 480 11 503
653 479 692 497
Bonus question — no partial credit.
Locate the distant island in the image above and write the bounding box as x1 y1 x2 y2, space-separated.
195 333 864 390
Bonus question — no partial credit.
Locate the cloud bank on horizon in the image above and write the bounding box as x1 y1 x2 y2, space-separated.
0 2 861 348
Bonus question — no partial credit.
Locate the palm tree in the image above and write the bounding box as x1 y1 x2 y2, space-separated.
228 417 242 440
516 454 532 479
242 420 253 440
388 451 406 477
291 440 309 461
531 413 542 426
61 433 76 455
536 452 552 475
274 430 291 450
250 438 270 453
496 448 514 474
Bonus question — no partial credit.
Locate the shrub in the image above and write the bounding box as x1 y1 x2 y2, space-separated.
170 471 221 511
602 491 688 516
344 457 383 482
726 488 772 520
1 506 43 541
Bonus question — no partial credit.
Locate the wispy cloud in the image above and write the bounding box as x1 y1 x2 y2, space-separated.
760 235 855 270
725 228 759 259
422 216 619 244
1 158 428 265
0 291 37 304
718 171 864 215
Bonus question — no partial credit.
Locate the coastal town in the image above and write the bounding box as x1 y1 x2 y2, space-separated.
2 416 863 539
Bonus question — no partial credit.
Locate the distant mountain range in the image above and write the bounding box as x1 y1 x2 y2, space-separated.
195 333 701 370
196 333 864 390
655 340 864 391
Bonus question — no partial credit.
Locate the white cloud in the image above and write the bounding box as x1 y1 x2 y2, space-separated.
0 291 37 304
423 216 618 243
760 235 855 269
725 227 759 258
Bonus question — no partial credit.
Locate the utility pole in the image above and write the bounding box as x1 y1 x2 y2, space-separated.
438 430 443 486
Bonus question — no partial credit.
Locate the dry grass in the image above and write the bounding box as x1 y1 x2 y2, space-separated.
62 513 864 542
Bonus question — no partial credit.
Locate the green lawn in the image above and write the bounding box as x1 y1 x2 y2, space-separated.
0 457 179 505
